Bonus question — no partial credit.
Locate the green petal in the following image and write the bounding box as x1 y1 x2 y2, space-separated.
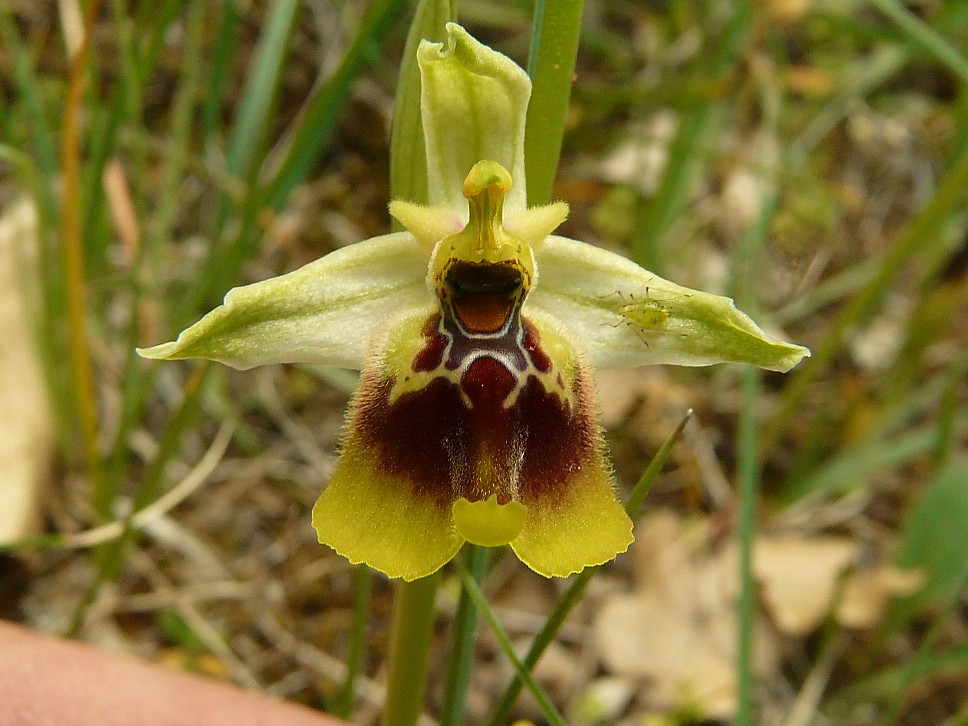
418 23 531 213
137 233 431 370
528 236 810 372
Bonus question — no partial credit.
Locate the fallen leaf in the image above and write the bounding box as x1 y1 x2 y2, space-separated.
754 535 856 636
838 565 925 629
595 511 779 721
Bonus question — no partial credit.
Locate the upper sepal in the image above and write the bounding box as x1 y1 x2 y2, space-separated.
418 23 531 214
137 232 431 370
528 236 810 372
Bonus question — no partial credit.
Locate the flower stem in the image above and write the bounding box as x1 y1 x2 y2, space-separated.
381 572 440 726
736 368 761 726
440 545 489 726
333 564 372 720
524 0 584 207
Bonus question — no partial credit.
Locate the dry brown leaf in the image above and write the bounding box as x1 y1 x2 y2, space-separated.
837 565 925 629
0 199 55 541
754 535 856 636
595 511 779 721
595 591 737 720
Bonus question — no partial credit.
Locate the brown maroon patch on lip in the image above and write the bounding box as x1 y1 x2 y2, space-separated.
352 355 598 511
461 356 517 409
355 375 467 508
453 295 515 334
516 370 596 501
412 315 447 372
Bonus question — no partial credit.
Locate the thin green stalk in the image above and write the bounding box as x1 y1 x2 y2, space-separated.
0 7 59 177
523 0 584 207
60 0 104 490
624 409 693 519
381 573 440 726
783 412 968 505
333 565 373 720
203 1 240 142
824 640 968 718
487 410 691 726
0 7 71 448
191 0 405 315
0 143 65 416
866 0 968 85
933 352 968 465
99 0 208 523
150 0 207 269
81 0 186 250
225 0 300 183
736 367 761 726
440 545 489 726
454 559 566 726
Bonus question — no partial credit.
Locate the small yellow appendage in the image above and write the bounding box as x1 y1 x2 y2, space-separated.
453 494 527 547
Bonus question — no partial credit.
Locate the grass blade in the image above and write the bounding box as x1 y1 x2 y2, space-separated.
332 565 373 720
440 545 489 726
455 558 566 726
866 0 968 85
764 140 968 454
263 0 408 209
524 0 584 207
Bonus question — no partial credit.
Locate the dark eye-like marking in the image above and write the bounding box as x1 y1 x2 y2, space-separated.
444 261 525 335
446 262 523 299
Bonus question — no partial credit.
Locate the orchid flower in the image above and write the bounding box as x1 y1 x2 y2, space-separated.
139 24 809 581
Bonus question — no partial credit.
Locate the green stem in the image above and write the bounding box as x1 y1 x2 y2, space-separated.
487 410 691 726
440 545 489 726
735 367 761 726
381 573 440 726
524 0 584 207
866 0 968 85
333 565 372 720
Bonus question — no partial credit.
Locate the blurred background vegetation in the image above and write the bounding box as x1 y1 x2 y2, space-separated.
1 0 966 724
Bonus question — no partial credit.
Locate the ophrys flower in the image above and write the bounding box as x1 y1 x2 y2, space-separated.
139 24 809 581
